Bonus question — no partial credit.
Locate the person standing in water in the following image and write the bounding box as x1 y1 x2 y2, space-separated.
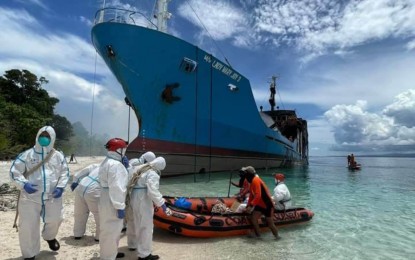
272 173 292 211
242 166 279 239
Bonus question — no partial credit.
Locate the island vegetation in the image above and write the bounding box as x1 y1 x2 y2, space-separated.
0 69 107 159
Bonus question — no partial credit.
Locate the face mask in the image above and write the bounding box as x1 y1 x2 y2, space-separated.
38 136 51 147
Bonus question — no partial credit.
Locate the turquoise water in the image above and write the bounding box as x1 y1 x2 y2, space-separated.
158 156 415 260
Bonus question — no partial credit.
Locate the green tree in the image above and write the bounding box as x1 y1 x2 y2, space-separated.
0 69 73 158
53 114 74 151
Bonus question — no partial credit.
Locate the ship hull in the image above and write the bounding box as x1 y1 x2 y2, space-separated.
91 14 308 176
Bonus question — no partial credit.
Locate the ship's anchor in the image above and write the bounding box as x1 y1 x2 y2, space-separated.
161 83 181 104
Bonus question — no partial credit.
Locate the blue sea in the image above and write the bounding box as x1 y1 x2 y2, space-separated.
158 156 415 260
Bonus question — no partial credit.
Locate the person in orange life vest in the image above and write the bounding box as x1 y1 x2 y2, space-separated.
231 168 252 213
243 166 279 238
231 169 250 202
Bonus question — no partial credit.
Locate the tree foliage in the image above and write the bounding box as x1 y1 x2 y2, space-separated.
0 69 111 159
0 69 73 158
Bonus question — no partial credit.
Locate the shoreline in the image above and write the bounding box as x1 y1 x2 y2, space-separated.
1 157 266 260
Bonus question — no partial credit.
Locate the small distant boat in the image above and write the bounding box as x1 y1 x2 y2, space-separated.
348 164 361 170
154 196 314 238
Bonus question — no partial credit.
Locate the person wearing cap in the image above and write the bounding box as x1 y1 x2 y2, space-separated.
242 166 279 238
272 173 292 211
231 169 250 202
231 168 255 213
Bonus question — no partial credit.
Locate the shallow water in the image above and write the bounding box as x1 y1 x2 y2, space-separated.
158 156 415 260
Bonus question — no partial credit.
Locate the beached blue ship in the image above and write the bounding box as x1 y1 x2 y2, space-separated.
91 0 308 176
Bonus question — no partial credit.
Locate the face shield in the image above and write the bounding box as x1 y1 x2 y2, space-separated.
116 147 127 157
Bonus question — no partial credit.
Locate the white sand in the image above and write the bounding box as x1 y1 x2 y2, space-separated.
0 157 221 260
0 157 284 260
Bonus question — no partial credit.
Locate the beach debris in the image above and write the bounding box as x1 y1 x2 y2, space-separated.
0 183 18 211
211 200 233 215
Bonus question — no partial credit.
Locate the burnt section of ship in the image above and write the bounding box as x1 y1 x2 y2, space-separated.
260 76 309 167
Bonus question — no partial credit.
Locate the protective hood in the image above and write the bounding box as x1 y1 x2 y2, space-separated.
241 166 256 183
141 151 156 164
107 150 123 161
150 157 166 171
129 158 140 166
130 151 156 167
34 125 56 153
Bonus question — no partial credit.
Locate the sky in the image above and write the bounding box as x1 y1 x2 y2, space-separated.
1 0 414 156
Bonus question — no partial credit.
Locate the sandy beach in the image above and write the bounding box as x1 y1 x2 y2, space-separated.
1 157 292 260
0 157 233 260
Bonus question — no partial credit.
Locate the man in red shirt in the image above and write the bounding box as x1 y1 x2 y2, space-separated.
243 166 279 238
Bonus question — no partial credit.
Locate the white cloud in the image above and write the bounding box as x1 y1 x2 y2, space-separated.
324 94 415 152
177 0 253 47
79 16 93 27
407 39 415 50
0 6 136 140
0 7 100 75
252 0 415 56
15 0 48 10
383 89 415 127
280 49 415 111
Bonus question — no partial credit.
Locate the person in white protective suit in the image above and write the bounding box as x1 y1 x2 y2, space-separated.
272 173 292 211
127 157 172 260
125 151 156 251
98 138 129 260
9 126 69 260
70 163 100 241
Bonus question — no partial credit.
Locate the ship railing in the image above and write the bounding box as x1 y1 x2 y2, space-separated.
94 7 158 30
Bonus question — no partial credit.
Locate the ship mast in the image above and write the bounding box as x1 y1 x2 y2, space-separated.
269 76 277 111
156 0 172 33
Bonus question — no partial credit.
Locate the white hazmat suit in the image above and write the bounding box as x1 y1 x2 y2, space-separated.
72 163 100 240
272 181 292 210
126 152 156 249
98 151 128 260
129 157 167 259
9 126 69 259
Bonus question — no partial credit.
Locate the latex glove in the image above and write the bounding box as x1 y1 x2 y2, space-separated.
161 204 172 216
52 187 64 198
122 156 129 168
117 209 125 219
70 182 78 191
23 183 38 194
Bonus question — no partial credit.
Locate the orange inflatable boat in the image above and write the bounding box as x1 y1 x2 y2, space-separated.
154 196 314 238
